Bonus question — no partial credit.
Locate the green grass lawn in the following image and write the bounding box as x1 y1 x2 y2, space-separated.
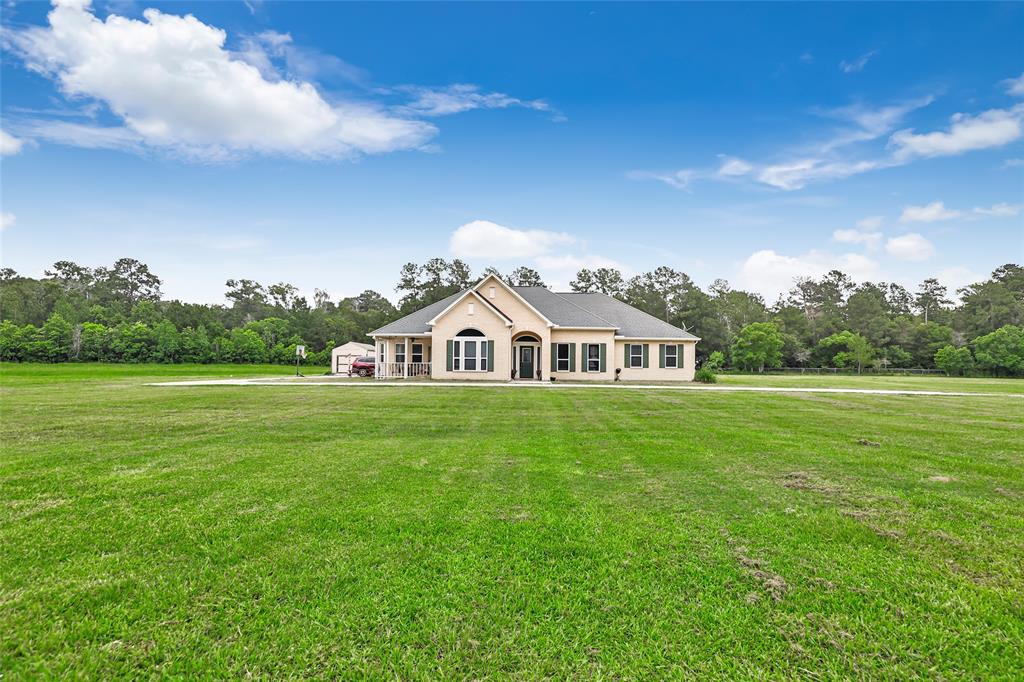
2 364 1022 678
717 372 1024 395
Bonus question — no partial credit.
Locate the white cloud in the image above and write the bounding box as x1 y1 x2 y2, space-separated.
1003 158 1024 168
972 202 1020 218
889 105 1024 160
0 129 25 155
627 169 695 191
4 0 435 160
840 50 877 74
935 266 986 301
1 213 16 230
450 220 575 260
533 254 627 272
1003 72 1024 97
394 84 555 118
238 30 369 86
885 233 935 261
856 216 884 230
757 158 882 191
12 119 143 153
833 228 882 249
899 201 962 223
716 156 753 177
737 249 879 301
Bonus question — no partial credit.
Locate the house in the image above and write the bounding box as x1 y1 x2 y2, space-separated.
330 341 375 374
369 274 699 381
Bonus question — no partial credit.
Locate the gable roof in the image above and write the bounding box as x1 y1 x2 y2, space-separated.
426 288 513 326
554 292 699 339
369 290 466 335
370 287 698 339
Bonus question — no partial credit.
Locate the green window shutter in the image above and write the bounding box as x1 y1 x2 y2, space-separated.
659 344 666 369
581 344 587 373
446 340 453 371
624 344 630 366
678 344 684 369
599 343 606 372
642 344 649 368
487 340 495 372
569 343 576 372
551 344 557 373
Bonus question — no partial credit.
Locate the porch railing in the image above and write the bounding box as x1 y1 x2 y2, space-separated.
377 362 431 379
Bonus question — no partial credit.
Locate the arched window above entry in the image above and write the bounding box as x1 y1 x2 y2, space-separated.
456 328 485 337
515 334 540 343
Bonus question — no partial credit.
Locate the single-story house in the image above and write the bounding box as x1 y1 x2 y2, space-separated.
330 341 375 374
369 274 699 381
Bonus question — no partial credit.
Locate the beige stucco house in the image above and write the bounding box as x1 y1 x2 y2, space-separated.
369 275 699 381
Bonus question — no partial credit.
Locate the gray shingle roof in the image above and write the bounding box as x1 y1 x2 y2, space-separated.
511 286 613 327
369 290 466 335
370 286 698 339
553 292 698 339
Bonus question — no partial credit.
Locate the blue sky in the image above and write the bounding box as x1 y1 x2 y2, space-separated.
1 0 1022 304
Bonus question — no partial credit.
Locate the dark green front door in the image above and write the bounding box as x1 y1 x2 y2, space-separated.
519 346 534 379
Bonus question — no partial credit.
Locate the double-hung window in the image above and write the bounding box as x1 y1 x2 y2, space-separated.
412 343 423 363
629 344 643 368
555 343 570 372
665 344 678 368
586 344 601 372
453 338 488 371
395 343 406 364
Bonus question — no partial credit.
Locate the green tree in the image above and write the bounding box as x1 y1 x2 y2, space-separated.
0 320 32 361
818 331 875 373
179 326 213 363
112 323 156 363
508 266 546 287
222 328 267 363
973 325 1024 376
151 320 181 363
731 322 784 372
934 345 975 376
909 323 955 368
914 278 951 325
38 313 74 362
571 267 626 297
79 322 112 361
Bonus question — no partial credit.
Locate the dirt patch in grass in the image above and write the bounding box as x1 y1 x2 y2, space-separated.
780 472 903 540
780 471 842 496
926 475 955 483
721 529 789 602
856 438 881 447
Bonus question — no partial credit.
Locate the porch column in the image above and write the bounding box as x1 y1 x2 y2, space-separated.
406 336 411 377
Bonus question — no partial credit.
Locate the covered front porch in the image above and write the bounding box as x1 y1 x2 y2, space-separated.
373 336 432 379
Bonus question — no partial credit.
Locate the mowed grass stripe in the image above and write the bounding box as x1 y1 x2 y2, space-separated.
1 364 1022 678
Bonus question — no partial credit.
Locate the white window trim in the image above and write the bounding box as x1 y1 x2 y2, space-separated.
395 342 406 364
629 344 643 368
585 343 601 372
665 344 678 368
412 343 424 364
453 337 489 372
555 343 570 372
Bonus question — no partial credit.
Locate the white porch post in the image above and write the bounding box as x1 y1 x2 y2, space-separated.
406 336 411 378
379 337 387 379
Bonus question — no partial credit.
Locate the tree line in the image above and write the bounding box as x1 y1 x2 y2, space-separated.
0 258 1021 375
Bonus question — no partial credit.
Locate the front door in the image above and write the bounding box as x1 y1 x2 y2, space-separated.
519 346 534 379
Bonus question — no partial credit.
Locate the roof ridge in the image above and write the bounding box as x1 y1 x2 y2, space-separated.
548 290 618 328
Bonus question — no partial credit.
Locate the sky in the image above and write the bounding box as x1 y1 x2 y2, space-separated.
1 0 1022 305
